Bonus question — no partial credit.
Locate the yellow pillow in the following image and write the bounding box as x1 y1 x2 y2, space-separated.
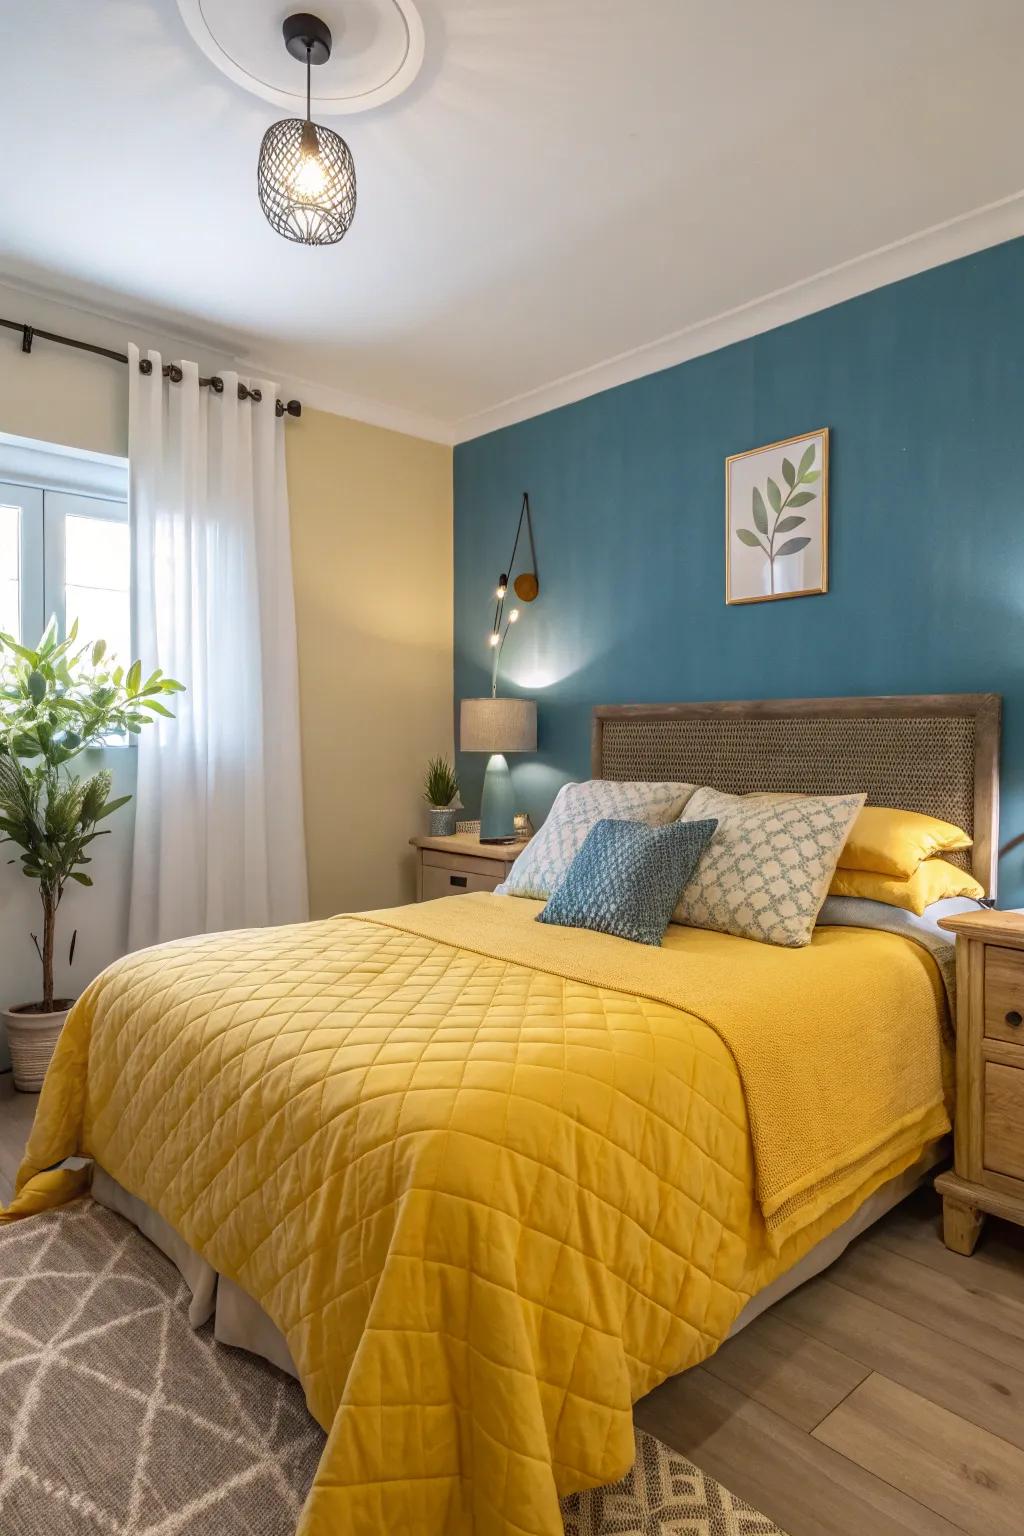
829 857 984 917
838 805 972 879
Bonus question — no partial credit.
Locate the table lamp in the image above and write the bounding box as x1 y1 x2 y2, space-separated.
460 697 537 843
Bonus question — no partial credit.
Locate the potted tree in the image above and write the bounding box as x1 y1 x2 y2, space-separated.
0 620 183 1091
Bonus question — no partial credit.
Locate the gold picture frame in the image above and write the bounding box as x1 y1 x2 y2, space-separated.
725 428 829 604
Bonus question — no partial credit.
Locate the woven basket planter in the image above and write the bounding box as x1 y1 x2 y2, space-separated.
2 1003 74 1093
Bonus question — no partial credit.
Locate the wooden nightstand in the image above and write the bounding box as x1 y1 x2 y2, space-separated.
409 833 527 902
935 907 1024 1253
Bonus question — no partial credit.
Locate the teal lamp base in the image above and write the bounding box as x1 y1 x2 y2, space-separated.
480 753 516 842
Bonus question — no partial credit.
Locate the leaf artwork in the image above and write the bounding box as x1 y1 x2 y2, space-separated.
735 440 819 595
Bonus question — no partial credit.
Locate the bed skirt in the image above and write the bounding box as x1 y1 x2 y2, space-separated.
90 1138 948 1380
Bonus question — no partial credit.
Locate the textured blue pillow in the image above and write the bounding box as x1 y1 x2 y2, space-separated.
536 816 718 946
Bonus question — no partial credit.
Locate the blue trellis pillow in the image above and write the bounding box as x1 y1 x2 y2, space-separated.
537 817 719 946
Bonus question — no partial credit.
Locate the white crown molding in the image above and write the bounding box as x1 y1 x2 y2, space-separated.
238 363 456 444
5 189 1024 452
0 272 455 446
451 190 1024 444
0 271 243 363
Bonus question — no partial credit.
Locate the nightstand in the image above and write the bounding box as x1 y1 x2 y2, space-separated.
409 833 527 902
935 908 1024 1253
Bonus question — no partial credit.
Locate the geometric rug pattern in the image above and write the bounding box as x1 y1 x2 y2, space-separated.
564 1426 787 1535
0 1201 785 1536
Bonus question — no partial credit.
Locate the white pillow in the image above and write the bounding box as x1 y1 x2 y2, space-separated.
496 780 697 900
672 787 866 947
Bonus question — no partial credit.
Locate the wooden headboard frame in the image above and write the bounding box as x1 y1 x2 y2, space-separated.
591 694 1002 896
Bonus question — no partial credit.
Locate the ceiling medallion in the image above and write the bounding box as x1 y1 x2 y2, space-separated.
176 0 424 116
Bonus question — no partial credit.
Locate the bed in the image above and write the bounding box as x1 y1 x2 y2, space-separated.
2 692 1001 1536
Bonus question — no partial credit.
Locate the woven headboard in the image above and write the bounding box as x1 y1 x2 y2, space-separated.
591 694 1001 895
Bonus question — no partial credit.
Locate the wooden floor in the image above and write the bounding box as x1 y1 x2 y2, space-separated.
2 1071 1023 1534
0 1070 38 1205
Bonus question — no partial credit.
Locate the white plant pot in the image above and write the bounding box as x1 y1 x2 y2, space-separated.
2 1003 74 1093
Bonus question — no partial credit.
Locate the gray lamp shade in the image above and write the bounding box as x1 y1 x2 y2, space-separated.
460 697 537 754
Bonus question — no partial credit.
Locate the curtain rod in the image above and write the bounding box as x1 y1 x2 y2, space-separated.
0 315 302 419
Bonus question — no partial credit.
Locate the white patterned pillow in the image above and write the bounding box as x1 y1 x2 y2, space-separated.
496 780 697 900
672 788 866 947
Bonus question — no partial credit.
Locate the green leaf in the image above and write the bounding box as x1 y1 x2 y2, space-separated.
68 871 93 887
751 488 769 535
782 457 795 487
91 639 106 666
798 443 817 478
125 660 142 696
775 536 812 557
139 698 174 717
0 633 39 665
736 528 767 550
774 515 807 533
766 478 782 514
95 795 132 821
786 491 817 507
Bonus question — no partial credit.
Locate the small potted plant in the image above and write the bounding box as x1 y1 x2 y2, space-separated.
424 756 459 836
0 620 183 1091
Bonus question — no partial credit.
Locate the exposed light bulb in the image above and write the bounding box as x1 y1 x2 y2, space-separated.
496 572 508 598
508 608 520 622
292 149 327 202
488 632 501 647
289 119 328 204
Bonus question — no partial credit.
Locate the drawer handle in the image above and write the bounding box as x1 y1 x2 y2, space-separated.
1005 1010 1023 1028
449 875 468 888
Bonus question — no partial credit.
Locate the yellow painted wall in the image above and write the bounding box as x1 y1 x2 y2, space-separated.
286 409 453 914
0 285 454 931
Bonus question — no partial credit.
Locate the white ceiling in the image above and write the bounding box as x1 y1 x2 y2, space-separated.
2 0 1024 443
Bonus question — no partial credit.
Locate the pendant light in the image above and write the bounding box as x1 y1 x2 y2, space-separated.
257 13 357 247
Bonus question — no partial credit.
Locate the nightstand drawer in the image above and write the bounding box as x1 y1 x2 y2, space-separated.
423 848 509 880
421 865 502 900
984 945 1024 1046
984 1062 1024 1182
411 833 525 903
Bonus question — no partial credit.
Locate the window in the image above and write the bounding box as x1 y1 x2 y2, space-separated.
45 493 131 666
0 500 22 638
0 435 131 738
0 484 130 658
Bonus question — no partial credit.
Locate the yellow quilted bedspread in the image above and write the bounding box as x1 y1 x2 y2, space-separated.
3 895 951 1536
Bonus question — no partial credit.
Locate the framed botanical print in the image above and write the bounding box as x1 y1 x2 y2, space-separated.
725 428 829 604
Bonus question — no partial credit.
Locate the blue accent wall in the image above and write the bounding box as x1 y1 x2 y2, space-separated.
454 238 1024 901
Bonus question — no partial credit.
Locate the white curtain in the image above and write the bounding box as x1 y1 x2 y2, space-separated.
126 347 308 949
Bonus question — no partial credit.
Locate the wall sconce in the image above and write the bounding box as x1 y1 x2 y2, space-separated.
489 492 539 662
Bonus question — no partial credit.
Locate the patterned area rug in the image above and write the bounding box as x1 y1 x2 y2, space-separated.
0 1201 786 1535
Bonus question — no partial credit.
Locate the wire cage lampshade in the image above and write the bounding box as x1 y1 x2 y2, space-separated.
257 14 357 247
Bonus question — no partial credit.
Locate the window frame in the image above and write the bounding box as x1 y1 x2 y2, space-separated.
0 482 44 644
42 488 131 653
0 431 131 744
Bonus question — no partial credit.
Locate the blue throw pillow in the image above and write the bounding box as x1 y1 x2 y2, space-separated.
536 816 718 946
